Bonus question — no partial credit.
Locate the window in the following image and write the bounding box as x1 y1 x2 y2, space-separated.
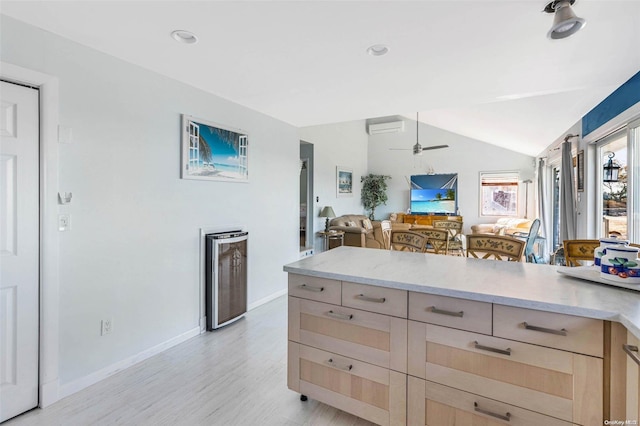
596 118 640 242
480 171 520 216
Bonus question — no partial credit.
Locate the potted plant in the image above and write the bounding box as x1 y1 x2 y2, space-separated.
361 174 391 220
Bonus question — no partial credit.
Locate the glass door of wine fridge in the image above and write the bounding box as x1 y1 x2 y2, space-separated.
206 231 248 330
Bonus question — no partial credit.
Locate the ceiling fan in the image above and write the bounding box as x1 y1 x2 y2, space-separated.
389 112 449 155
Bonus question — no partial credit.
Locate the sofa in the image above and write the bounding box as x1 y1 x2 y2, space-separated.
470 218 533 236
388 212 412 231
329 214 387 249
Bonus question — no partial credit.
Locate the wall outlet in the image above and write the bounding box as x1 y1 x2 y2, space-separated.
101 319 112 336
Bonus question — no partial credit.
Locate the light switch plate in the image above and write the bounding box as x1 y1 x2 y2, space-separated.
58 214 71 231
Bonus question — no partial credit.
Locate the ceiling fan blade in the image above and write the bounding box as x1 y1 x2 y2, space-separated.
421 145 449 151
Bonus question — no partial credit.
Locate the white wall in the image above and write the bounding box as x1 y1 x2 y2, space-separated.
1 16 299 389
299 120 369 250
368 119 536 232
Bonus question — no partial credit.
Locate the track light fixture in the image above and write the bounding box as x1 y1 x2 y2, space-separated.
544 0 586 40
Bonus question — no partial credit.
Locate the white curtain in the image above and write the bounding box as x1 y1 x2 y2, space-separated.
536 158 548 258
560 141 577 242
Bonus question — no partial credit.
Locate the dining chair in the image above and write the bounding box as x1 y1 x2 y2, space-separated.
511 218 542 263
414 228 449 255
466 234 526 261
433 220 464 256
389 230 428 253
563 239 600 267
380 220 392 250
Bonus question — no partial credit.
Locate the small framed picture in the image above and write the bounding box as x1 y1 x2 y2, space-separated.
336 166 353 197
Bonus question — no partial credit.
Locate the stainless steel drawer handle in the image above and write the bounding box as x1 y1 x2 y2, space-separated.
326 310 353 321
474 402 511 421
523 322 567 336
623 344 640 366
429 306 464 317
474 341 511 356
325 358 353 372
298 284 324 292
355 294 386 303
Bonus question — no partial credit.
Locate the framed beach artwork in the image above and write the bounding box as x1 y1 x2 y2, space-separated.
336 166 353 197
181 115 249 182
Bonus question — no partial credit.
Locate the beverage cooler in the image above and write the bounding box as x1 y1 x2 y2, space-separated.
205 231 248 330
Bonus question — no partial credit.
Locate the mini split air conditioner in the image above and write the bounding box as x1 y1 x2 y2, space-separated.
367 120 405 135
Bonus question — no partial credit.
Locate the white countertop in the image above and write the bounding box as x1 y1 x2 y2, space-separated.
283 246 640 339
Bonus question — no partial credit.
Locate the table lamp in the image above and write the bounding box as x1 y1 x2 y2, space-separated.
319 206 336 232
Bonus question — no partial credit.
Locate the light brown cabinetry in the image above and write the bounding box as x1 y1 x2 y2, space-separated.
407 294 603 426
608 322 640 423
287 274 407 426
625 332 640 422
402 214 462 227
408 377 574 426
287 274 608 426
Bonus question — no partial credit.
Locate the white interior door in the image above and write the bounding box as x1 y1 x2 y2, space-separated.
0 81 39 421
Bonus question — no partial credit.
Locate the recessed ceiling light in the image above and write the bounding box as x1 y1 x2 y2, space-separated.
171 30 198 44
366 44 389 57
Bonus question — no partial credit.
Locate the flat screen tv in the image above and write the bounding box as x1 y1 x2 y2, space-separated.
410 174 458 215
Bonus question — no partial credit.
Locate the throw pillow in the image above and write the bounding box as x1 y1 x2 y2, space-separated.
362 219 373 230
346 221 357 227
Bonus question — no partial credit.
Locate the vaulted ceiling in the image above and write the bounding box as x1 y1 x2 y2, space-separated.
2 1 639 156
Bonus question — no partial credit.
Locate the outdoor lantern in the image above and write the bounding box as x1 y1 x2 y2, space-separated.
603 153 620 183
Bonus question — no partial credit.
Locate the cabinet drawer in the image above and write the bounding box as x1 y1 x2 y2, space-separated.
493 305 603 357
409 292 492 334
288 297 407 372
342 281 407 318
288 342 406 426
288 274 341 305
409 323 603 425
408 377 574 426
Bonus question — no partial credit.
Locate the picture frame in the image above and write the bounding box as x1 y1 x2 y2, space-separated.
336 166 353 197
576 150 584 192
181 114 249 182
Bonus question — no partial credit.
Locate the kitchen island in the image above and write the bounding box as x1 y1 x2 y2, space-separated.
284 246 640 425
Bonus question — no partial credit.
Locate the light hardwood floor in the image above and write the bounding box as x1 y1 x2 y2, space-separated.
7 296 375 426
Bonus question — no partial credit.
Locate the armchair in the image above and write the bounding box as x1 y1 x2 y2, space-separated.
328 214 386 249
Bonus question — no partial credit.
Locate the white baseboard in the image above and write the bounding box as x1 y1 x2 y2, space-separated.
58 326 200 399
248 288 288 311
39 379 59 408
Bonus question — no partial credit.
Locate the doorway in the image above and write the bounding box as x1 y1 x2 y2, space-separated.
0 80 40 421
300 141 314 252
598 130 628 239
596 119 640 243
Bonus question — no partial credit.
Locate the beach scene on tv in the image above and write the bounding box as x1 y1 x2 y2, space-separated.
410 188 456 214
185 118 248 181
409 173 458 214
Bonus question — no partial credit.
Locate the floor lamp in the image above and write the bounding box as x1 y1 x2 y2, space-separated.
523 179 532 218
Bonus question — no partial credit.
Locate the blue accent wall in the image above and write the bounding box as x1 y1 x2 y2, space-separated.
582 71 640 137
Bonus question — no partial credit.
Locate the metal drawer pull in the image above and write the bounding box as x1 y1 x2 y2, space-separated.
355 294 386 303
623 344 640 366
325 358 353 372
429 306 464 317
298 284 324 292
474 402 511 421
474 341 511 356
326 310 353 320
523 322 567 336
